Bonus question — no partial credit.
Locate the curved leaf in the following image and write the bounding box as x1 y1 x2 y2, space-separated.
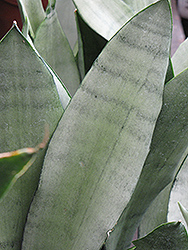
22 1 171 249
0 24 63 249
34 10 80 96
133 222 188 249
72 0 134 40
123 0 158 13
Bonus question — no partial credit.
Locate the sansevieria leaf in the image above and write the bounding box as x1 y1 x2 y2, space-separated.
34 9 80 96
22 1 171 249
0 23 63 249
72 0 134 40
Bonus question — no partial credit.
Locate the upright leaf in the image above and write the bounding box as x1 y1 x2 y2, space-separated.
34 9 80 96
178 202 188 228
168 157 188 230
0 24 63 249
172 38 188 75
22 1 171 249
106 63 188 250
17 0 46 38
56 0 77 48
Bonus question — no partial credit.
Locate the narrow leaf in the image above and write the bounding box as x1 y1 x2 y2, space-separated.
56 0 77 48
133 222 188 249
17 0 46 38
139 149 188 237
168 157 188 230
22 1 171 249
34 9 80 96
172 38 188 76
178 202 188 228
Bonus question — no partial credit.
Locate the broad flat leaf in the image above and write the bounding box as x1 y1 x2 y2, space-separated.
0 24 63 249
72 0 134 40
168 157 188 231
106 62 188 250
133 222 188 249
178 202 188 227
34 9 80 96
22 1 171 249
172 38 188 75
0 130 48 200
17 0 46 38
75 10 107 78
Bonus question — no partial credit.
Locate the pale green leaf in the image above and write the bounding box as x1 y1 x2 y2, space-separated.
172 38 188 75
72 0 134 40
0 23 63 249
178 202 188 228
123 0 158 13
17 0 46 38
56 0 77 48
106 61 188 250
168 157 188 231
34 9 80 96
22 1 171 249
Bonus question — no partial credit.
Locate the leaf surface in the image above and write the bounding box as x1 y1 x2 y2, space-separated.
17 0 46 37
73 0 134 40
75 10 107 78
106 61 188 250
0 131 48 200
34 10 80 96
0 24 63 249
133 222 188 249
22 1 171 249
172 38 188 75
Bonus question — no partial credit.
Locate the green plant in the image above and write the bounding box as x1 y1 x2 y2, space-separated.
0 0 188 249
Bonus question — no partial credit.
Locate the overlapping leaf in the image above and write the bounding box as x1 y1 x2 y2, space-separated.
22 1 171 249
34 9 80 96
132 222 188 249
73 0 134 40
0 23 63 249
